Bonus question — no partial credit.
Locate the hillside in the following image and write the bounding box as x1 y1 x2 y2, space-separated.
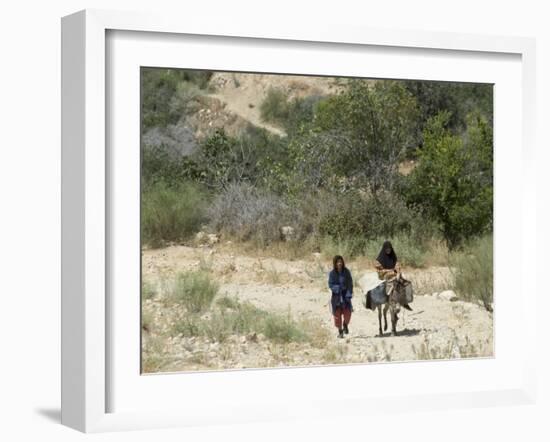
142 72 344 155
207 72 343 136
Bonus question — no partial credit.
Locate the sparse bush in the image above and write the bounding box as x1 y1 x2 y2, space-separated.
168 81 201 118
216 295 240 310
171 295 316 345
141 309 154 333
263 310 307 343
201 310 236 343
217 300 267 336
171 316 202 337
320 235 368 259
323 343 349 364
141 180 208 247
141 69 212 131
207 182 294 245
141 335 168 372
142 279 156 300
412 332 490 360
260 87 290 124
449 234 493 310
169 271 219 313
318 189 429 243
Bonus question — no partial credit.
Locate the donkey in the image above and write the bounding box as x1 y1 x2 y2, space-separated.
376 273 413 336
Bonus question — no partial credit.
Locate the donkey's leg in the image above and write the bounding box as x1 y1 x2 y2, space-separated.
383 304 389 331
377 305 383 336
391 306 399 336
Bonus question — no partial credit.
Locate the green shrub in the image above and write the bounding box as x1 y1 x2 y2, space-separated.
172 316 203 337
260 87 290 124
320 235 368 259
449 234 493 310
142 279 156 301
142 144 201 190
216 295 240 310
169 271 219 313
201 310 236 343
263 311 307 343
318 189 429 242
141 180 208 247
171 296 312 345
141 68 212 132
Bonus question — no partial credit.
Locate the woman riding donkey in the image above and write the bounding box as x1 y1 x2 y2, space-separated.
328 255 354 338
374 240 412 311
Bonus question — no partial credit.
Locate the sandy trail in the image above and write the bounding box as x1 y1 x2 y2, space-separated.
141 244 493 372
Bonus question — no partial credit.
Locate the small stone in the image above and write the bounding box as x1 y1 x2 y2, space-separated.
438 290 458 302
280 226 295 241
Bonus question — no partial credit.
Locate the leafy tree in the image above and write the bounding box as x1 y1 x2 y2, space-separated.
406 111 493 247
295 80 420 194
192 128 287 191
403 80 493 145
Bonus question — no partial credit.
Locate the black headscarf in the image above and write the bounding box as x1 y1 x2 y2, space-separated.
376 240 397 269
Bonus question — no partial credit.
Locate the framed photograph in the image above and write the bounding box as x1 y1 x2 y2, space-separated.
61 9 537 433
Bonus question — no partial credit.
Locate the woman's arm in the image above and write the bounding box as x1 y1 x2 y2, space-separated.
328 271 340 293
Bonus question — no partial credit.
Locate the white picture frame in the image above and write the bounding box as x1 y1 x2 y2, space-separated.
61 9 537 433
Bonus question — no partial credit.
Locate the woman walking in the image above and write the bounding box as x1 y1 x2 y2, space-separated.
328 255 353 338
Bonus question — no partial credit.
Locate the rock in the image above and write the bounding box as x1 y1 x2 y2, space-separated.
207 233 219 245
280 226 295 241
246 332 258 343
438 290 458 302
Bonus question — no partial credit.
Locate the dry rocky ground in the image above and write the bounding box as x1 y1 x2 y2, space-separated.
141 241 493 374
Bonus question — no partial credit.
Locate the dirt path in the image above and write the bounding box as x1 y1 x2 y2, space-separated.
141 244 493 372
